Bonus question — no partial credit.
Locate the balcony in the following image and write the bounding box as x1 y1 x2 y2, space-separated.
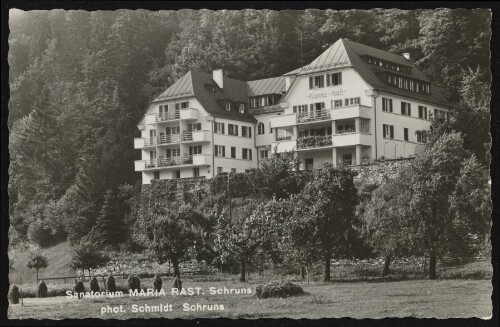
135 154 210 171
333 132 372 147
182 130 210 143
158 134 181 145
297 110 331 123
270 114 297 128
331 105 371 120
296 135 333 150
145 108 199 124
179 108 198 120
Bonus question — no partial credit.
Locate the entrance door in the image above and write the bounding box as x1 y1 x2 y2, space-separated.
305 158 313 170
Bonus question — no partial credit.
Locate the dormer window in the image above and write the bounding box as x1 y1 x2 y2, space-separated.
239 104 245 113
205 84 216 92
225 102 231 111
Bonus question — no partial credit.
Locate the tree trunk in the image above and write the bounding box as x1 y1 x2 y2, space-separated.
382 255 392 277
300 265 306 280
306 266 310 285
429 252 437 280
240 258 246 282
172 258 180 277
324 254 331 282
36 269 39 283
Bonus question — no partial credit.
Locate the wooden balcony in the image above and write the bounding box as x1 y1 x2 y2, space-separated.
296 135 333 150
297 110 331 123
135 154 210 171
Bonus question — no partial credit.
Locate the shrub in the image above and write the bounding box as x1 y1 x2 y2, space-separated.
106 275 116 292
74 280 85 299
173 276 182 291
37 280 48 298
90 277 100 292
255 281 304 299
153 274 162 291
128 275 141 291
9 285 21 304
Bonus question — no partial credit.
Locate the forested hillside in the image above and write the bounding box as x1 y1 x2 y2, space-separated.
8 9 491 250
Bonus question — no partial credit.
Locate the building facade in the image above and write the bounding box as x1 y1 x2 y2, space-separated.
135 38 451 184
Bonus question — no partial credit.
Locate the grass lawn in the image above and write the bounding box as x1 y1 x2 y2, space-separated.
8 277 492 319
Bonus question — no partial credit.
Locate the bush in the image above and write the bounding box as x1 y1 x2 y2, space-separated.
255 281 304 299
128 275 141 291
37 280 48 298
153 274 162 291
90 277 100 292
106 275 116 292
9 285 21 304
74 280 85 299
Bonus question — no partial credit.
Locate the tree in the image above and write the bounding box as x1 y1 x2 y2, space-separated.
92 189 125 250
69 239 110 277
290 163 360 282
214 198 272 282
27 252 48 282
398 132 490 279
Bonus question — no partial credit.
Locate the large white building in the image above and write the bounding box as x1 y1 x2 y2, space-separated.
135 38 451 184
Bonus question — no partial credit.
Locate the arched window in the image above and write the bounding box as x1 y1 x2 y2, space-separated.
257 122 265 135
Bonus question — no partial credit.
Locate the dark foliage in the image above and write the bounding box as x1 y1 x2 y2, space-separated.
255 281 304 299
90 276 100 292
106 275 116 292
153 274 162 292
9 285 21 304
127 275 141 291
37 281 48 298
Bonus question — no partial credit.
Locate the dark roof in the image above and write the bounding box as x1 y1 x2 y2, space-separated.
154 71 256 123
247 77 286 97
285 38 450 108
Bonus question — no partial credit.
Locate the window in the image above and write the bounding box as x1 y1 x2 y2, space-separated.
214 145 225 157
257 122 265 135
360 119 370 133
333 100 343 108
154 171 160 180
239 104 245 113
188 123 202 132
309 75 325 89
398 77 403 88
326 72 342 86
344 97 360 106
228 124 239 136
231 146 236 159
305 158 314 170
383 124 394 139
418 106 428 120
416 130 427 143
231 168 237 174
215 122 225 134
150 150 157 160
250 97 259 108
342 154 353 165
260 96 269 107
260 150 268 159
242 148 252 160
382 97 393 112
225 102 231 111
174 170 181 179
401 102 411 116
193 168 200 177
425 84 430 94
180 101 189 109
409 80 414 91
242 126 252 138
217 167 223 175
150 129 157 139
189 145 202 155
293 104 308 114
404 128 409 141
168 148 180 157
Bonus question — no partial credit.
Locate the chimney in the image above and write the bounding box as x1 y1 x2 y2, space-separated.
213 69 223 89
402 53 411 61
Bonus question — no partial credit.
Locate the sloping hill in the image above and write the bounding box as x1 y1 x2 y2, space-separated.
9 241 75 284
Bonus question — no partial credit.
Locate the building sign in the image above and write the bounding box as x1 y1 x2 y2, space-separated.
306 88 346 100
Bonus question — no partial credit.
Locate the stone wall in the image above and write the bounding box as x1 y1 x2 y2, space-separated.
352 158 414 185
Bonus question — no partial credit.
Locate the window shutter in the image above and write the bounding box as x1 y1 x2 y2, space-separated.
249 149 252 160
293 106 297 113
249 127 252 138
310 104 314 112
345 99 349 106
326 74 331 86
235 125 239 136
390 126 394 139
214 145 218 157
321 102 325 109
339 72 342 85
221 123 225 134
222 146 225 157
401 103 404 114
309 77 313 89
408 104 411 116
383 124 387 138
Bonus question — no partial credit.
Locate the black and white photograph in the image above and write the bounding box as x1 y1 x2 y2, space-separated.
3 3 496 321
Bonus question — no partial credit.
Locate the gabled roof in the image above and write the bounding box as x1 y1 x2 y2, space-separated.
247 77 286 97
153 71 256 123
285 38 450 108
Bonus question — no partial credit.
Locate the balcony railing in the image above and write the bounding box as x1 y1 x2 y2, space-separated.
297 110 331 123
297 135 333 149
276 135 293 141
156 111 180 122
158 134 181 144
